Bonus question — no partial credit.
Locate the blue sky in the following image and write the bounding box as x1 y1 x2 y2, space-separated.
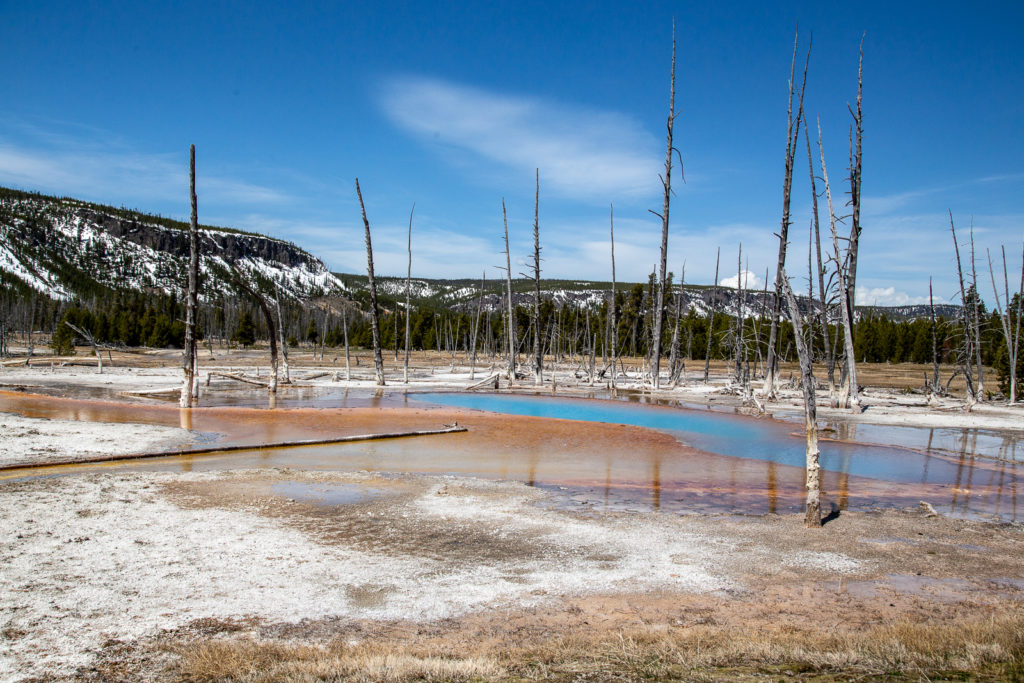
2 0 1022 307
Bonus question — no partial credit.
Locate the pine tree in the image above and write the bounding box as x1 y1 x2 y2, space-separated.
233 310 257 347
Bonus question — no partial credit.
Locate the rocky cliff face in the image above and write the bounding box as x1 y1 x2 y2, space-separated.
82 208 316 268
0 188 343 301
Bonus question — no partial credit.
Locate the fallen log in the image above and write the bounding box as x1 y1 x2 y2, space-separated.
208 371 270 387
299 371 331 381
118 388 180 400
465 373 499 391
0 425 469 472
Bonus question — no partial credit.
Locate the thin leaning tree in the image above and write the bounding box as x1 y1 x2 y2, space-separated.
501 199 516 381
762 30 810 398
355 178 385 386
949 213 978 404
274 284 290 383
703 247 720 384
842 36 866 390
803 109 835 389
780 269 822 527
987 242 1024 404
531 169 543 386
404 203 415 384
827 39 867 411
818 118 860 411
609 203 618 394
180 144 201 408
650 19 679 390
229 266 280 394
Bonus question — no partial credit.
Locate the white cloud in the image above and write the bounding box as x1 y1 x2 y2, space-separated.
855 286 938 307
378 76 661 202
719 269 763 290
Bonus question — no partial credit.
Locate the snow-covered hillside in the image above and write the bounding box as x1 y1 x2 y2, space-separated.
0 189 345 302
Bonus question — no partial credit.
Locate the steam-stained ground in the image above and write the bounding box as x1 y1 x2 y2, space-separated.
2 345 1021 433
1 349 1022 680
0 412 191 467
3 467 1023 680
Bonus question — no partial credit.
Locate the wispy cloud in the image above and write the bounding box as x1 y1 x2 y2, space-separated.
862 188 936 216
240 213 503 279
378 76 661 202
855 286 938 307
863 171 1024 218
0 122 290 210
977 172 1024 184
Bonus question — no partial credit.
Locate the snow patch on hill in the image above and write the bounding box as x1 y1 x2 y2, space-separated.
0 193 346 302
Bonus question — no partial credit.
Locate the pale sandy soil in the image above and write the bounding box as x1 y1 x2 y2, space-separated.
2 468 1021 680
0 412 192 467
1 351 1022 680
733 386 1024 433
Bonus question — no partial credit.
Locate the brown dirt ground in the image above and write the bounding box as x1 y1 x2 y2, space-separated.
85 468 1024 681
10 342 1000 396
3 350 1020 681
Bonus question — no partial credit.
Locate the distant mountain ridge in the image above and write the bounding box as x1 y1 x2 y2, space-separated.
0 187 344 302
0 186 957 323
337 272 958 322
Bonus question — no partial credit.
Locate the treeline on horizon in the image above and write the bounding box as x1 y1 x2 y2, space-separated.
4 277 1020 397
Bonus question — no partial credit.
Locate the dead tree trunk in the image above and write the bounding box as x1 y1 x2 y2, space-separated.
1013 244 1024 403
609 204 618 394
449 317 460 371
393 309 399 363
319 311 328 362
733 244 745 387
0 309 7 360
818 118 860 411
969 224 985 399
763 30 810 397
988 244 1023 404
668 264 684 385
950 213 977 404
355 178 385 386
704 247 720 383
1016 243 1024 403
231 269 279 393
804 110 834 388
470 271 484 380
780 269 821 527
929 278 941 395
25 295 35 362
651 19 677 391
180 144 200 408
404 203 414 384
342 306 351 381
830 39 867 405
843 38 865 361
532 169 543 385
274 287 290 383
502 199 516 381
65 322 102 374
260 294 280 395
755 269 770 374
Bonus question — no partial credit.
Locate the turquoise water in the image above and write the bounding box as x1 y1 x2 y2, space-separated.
413 393 1017 488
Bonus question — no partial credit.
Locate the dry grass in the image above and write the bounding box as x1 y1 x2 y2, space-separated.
174 612 1024 682
177 639 504 682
